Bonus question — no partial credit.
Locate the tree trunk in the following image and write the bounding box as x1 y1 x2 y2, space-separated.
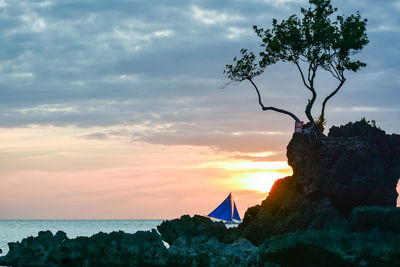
248 78 300 122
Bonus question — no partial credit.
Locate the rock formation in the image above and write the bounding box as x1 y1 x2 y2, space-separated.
156 215 229 245
0 226 264 267
234 120 400 266
239 121 400 244
0 230 169 267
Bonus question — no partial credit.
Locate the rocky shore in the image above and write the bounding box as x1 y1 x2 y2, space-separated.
1 120 400 266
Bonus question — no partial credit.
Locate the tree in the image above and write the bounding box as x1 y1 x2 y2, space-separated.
224 0 368 132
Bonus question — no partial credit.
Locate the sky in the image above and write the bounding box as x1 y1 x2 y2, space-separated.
1 0 399 219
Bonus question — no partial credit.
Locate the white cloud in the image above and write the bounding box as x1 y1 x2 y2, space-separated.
21 12 47 32
234 151 276 157
0 0 7 8
231 131 291 136
226 26 250 39
334 107 400 112
107 22 175 52
262 0 306 7
394 1 400 10
191 5 244 25
370 24 399 32
16 104 77 114
154 30 174 37
11 72 34 78
38 1 53 7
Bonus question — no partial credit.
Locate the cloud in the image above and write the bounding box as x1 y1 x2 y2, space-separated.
0 0 399 143
15 104 77 114
334 106 400 113
226 26 251 39
20 11 47 32
76 132 111 140
261 0 306 7
394 1 400 10
369 24 399 33
190 5 245 25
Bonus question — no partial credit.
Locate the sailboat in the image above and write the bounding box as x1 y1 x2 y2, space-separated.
208 193 241 223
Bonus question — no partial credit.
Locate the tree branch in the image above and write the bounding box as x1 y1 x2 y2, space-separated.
328 61 340 80
321 78 346 119
294 62 311 90
248 78 300 122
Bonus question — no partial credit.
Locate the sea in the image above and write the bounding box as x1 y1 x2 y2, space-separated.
0 220 164 256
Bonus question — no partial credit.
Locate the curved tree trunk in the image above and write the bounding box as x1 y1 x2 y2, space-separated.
295 62 316 125
248 78 300 122
321 79 345 120
305 89 317 125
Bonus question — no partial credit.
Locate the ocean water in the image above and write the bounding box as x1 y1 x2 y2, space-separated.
0 220 163 256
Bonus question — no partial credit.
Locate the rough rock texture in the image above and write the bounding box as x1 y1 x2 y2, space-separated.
167 237 264 267
260 228 400 267
0 217 262 267
349 206 400 232
157 215 231 245
235 120 400 266
0 230 168 267
240 121 400 241
289 121 400 213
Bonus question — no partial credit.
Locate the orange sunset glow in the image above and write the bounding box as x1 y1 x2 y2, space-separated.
1 0 399 221
207 161 291 193
0 126 292 219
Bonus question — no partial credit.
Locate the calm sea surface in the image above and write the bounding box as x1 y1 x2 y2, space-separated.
0 220 163 256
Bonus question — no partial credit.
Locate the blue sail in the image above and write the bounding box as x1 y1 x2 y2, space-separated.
232 201 241 221
208 193 233 222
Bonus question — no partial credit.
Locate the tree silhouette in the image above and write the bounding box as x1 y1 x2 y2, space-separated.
224 0 368 132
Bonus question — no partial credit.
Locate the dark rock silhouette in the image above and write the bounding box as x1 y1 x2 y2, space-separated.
0 226 264 267
239 121 400 244
167 237 262 266
260 228 400 267
0 230 168 266
294 121 400 213
349 206 400 232
156 215 229 245
233 120 400 266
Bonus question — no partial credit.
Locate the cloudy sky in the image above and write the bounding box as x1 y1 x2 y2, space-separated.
1 0 399 219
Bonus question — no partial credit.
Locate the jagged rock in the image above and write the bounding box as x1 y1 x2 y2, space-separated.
240 193 346 245
288 121 400 213
239 120 400 245
261 228 400 267
157 215 230 245
0 230 168 266
262 243 354 267
349 206 400 233
167 236 266 267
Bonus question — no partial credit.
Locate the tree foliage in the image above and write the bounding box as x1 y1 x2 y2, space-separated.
224 0 368 132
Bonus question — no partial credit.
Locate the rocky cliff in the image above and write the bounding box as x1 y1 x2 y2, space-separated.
238 121 400 244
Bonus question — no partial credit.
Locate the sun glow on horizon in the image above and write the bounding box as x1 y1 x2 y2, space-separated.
210 160 293 193
233 171 291 193
203 160 290 172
